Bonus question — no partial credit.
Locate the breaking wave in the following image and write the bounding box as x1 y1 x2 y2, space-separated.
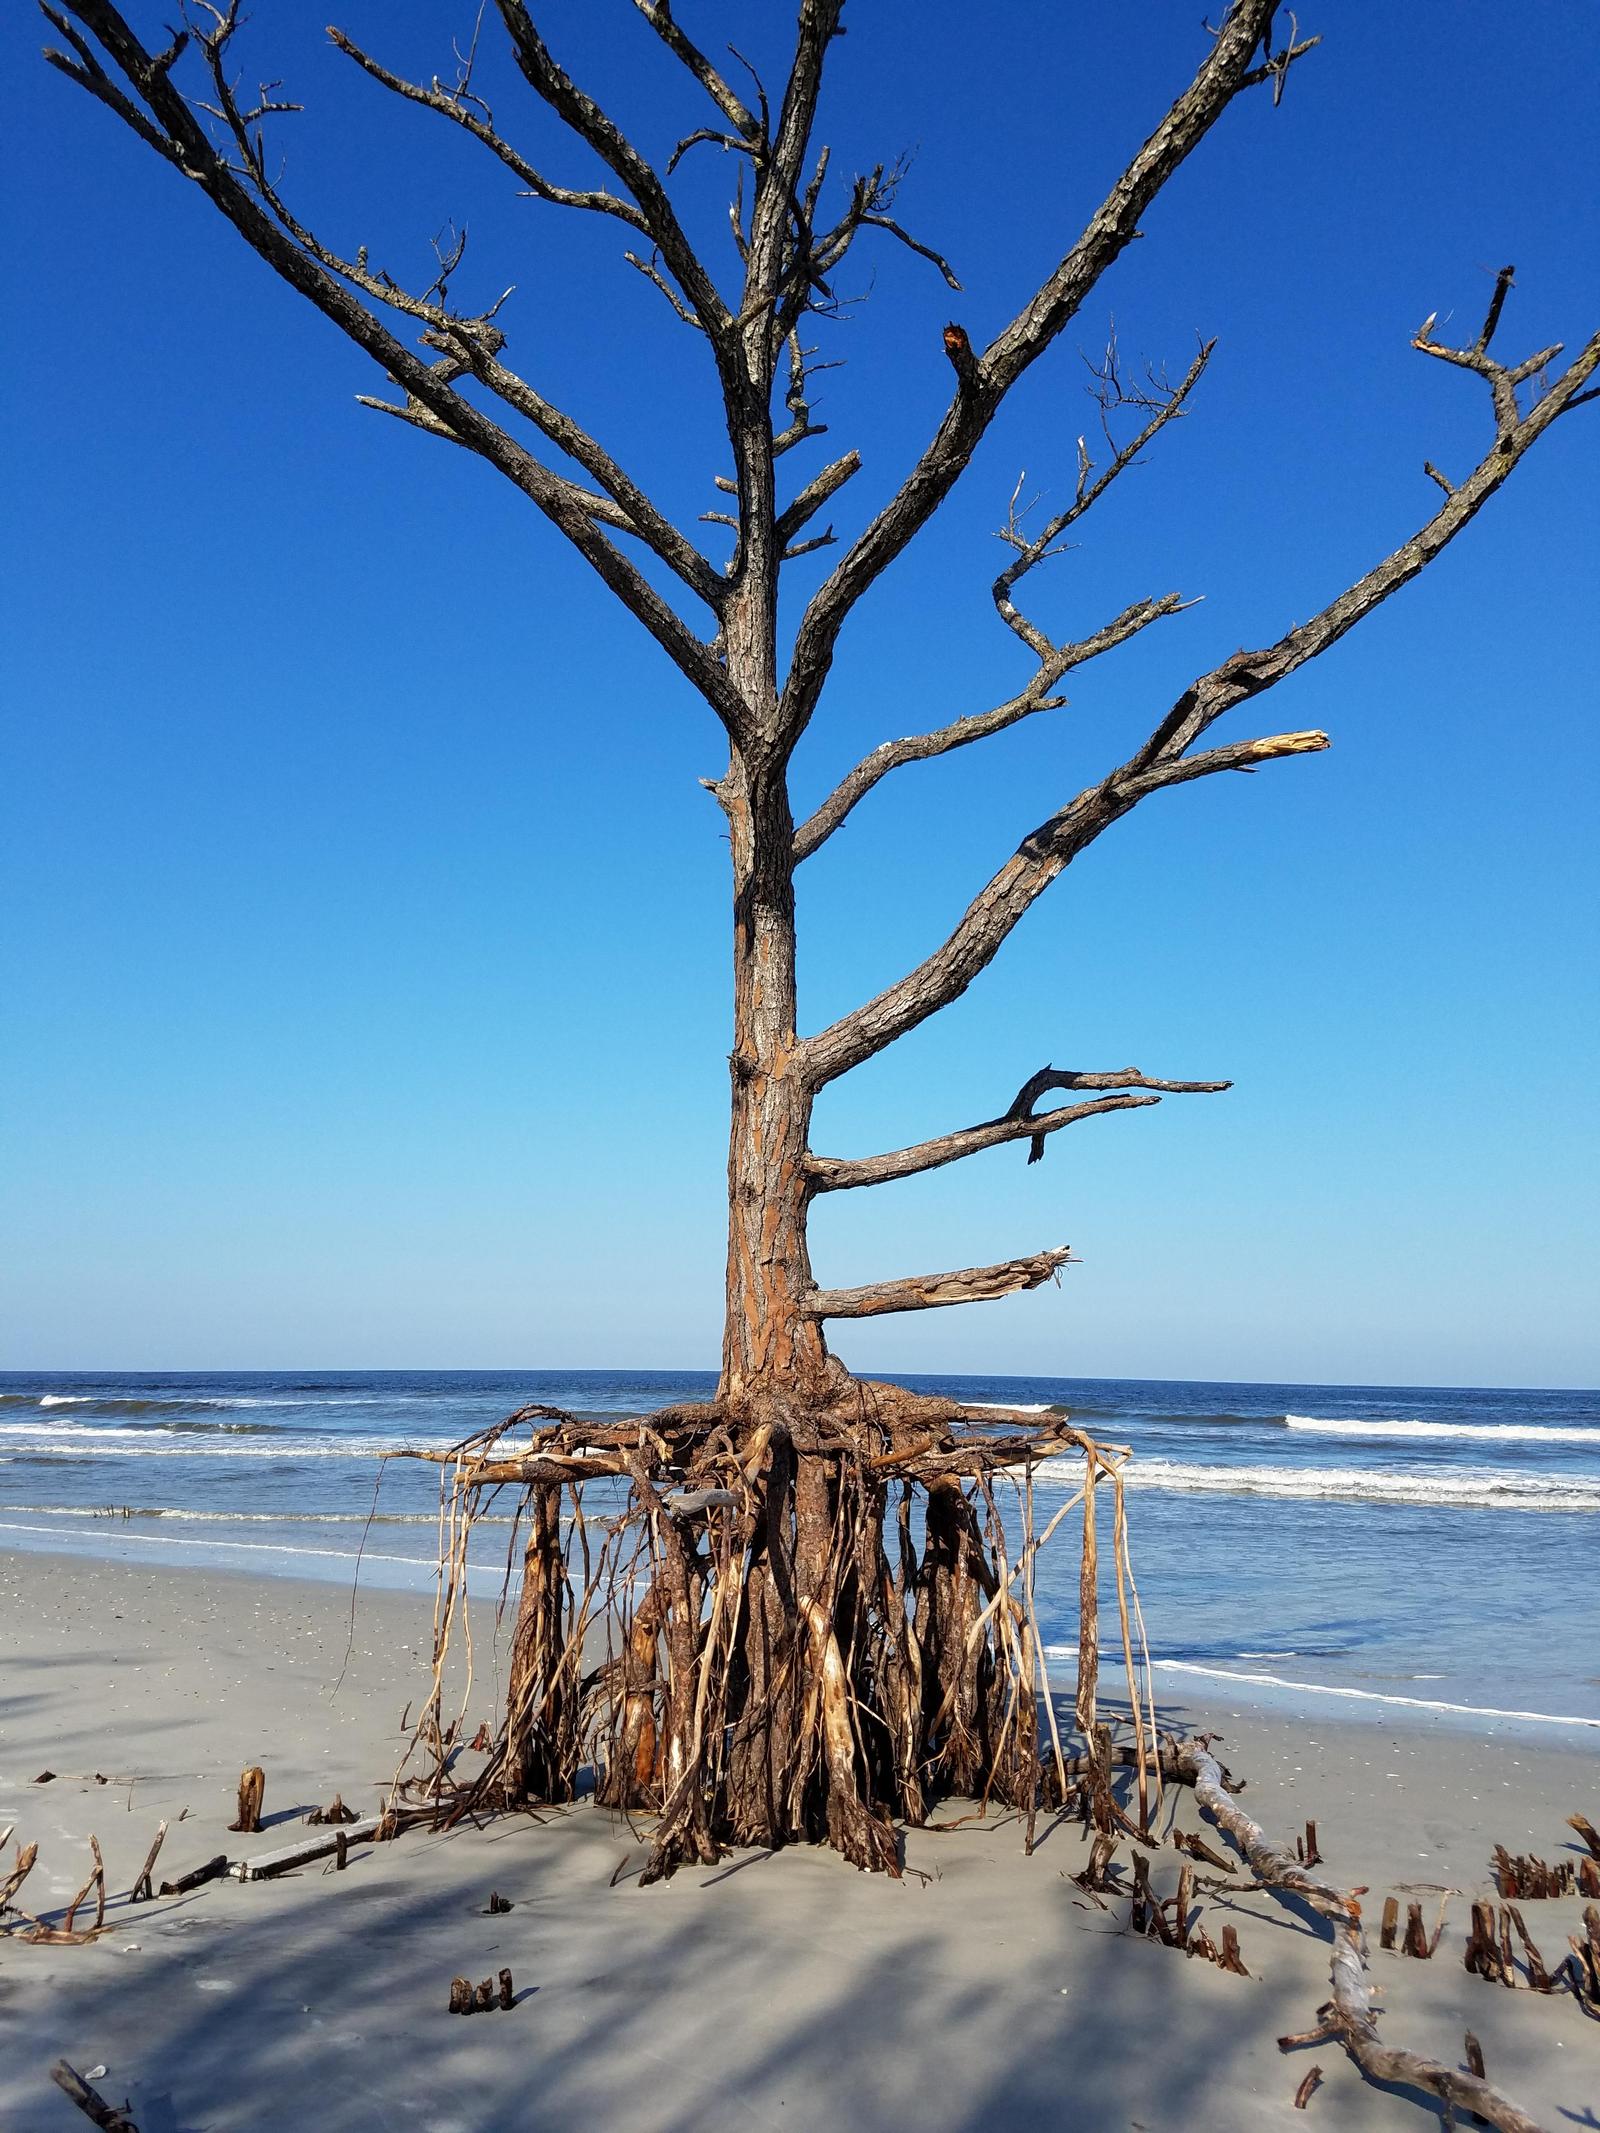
1283 1413 1600 1445
1032 1455 1600 1513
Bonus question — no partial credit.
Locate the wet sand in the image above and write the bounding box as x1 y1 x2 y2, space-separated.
2 1548 1596 2132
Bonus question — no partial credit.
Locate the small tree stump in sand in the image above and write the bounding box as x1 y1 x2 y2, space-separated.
228 1767 265 1836
498 1968 514 2010
1380 1897 1400 1952
485 1891 513 1914
448 1977 474 2015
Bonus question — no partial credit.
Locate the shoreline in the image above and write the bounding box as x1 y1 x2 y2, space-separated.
3 1552 1598 2131
5 1523 1597 1743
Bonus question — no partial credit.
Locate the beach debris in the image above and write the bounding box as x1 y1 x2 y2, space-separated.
158 1854 229 1896
1579 1858 1600 1899
15 1835 109 1945
34 1769 56 1785
127 1821 168 1904
1504 1908 1555 1993
1465 1901 1516 1986
485 1891 514 1914
1071 1832 1120 1894
469 1723 492 1752
1380 1897 1399 1951
1389 1897 1450 1960
1491 1845 1575 1900
334 1828 349 1871
1296 1820 1322 1868
1172 1827 1232 1871
1567 1814 1600 1860
2 1840 40 1912
1177 1738 1546 2133
1568 1904 1600 2019
229 1813 382 1881
305 1794 358 1826
228 1766 266 1835
49 2060 138 2132
448 1969 516 2014
1292 2064 1323 2110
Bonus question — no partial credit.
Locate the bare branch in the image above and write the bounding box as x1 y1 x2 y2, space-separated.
632 0 762 145
774 449 860 549
810 1066 1230 1192
326 27 646 226
623 247 706 331
780 0 1292 737
793 593 1185 862
803 1245 1075 1319
994 337 1213 657
494 2 735 352
50 0 744 729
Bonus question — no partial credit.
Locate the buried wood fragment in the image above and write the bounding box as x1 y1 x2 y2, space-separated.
1173 1827 1232 1871
1296 1820 1322 1868
1580 1858 1600 1900
1401 1902 1431 1960
159 1854 229 1896
1380 1896 1400 1951
448 1976 474 2014
498 1967 514 2010
1566 1814 1600 1861
229 1814 382 1880
1176 1739 1546 2133
305 1794 358 1826
49 2060 138 2132
485 1891 513 1914
228 1766 266 1836
1504 1908 1554 1993
128 1822 168 1905
1293 2064 1323 2110
1492 1845 1574 1900
473 1977 495 2011
2 1840 39 1911
1465 1900 1514 1985
1568 1904 1600 2018
18 1836 108 1944
1218 1924 1250 1976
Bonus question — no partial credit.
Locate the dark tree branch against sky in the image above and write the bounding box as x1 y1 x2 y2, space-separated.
7 3 1597 1385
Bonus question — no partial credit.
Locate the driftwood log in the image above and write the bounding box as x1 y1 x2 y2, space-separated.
1176 1740 1549 2133
49 2062 138 2132
229 1815 382 1881
227 1766 265 1835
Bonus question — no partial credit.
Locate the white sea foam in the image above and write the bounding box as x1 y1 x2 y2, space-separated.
38 1395 95 1406
0 1435 439 1459
1283 1413 1600 1445
964 1401 1059 1414
0 1517 432 1572
1032 1454 1600 1512
7 1504 487 1525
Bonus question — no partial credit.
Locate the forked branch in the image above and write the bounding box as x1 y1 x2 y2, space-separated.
809 1067 1231 1191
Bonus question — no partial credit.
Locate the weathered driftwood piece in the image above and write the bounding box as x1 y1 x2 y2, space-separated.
1568 1815 1600 1861
1175 1827 1234 1872
227 1766 265 1835
1177 1740 1548 2133
1505 1908 1554 1993
485 1891 513 1914
1297 1820 1322 1867
49 2061 138 2132
1293 2065 1323 2110
229 1814 382 1881
498 1967 515 2010
448 1976 473 2015
1580 1858 1600 1900
1380 1896 1400 1951
158 1853 228 1896
127 1821 167 1904
1401 1902 1431 1960
1466 1901 1516 1986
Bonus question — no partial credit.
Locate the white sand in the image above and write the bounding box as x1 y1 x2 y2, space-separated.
2 1548 1596 2131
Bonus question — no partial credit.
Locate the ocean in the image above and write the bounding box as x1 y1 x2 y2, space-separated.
2 1369 1596 1729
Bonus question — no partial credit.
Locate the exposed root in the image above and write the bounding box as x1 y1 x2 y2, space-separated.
389 1384 1151 1879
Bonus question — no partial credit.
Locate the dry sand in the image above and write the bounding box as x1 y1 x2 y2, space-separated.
2 1547 1596 2132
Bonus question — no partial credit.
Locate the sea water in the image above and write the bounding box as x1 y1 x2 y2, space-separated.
2 1370 1595 1727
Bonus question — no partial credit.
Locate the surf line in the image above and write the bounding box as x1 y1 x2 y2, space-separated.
1151 1659 1600 1730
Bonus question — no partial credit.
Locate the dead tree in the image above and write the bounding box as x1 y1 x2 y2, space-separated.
43 3 1598 1876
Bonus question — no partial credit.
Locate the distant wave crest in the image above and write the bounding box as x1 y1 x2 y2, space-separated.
1283 1413 1600 1445
1033 1454 1600 1513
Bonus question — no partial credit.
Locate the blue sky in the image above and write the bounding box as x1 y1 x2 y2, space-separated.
4 3 1596 1385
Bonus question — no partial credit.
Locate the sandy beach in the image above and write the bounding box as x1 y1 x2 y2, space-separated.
1 1547 1595 2132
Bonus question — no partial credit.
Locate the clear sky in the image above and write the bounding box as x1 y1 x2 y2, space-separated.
4 3 1597 1386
